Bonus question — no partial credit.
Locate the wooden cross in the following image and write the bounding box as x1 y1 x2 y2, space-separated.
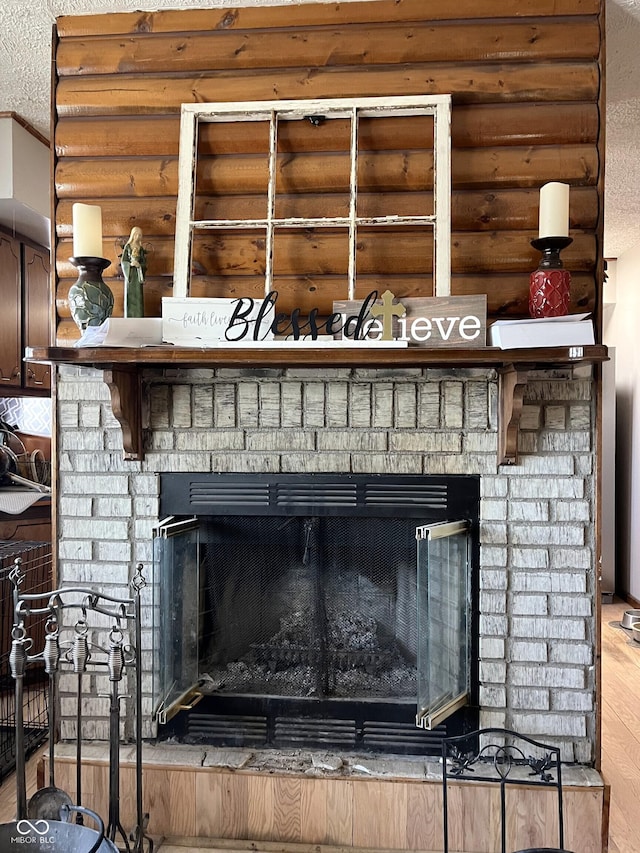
369 290 406 340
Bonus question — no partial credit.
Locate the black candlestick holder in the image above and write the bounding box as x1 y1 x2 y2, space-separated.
68 256 115 331
529 236 573 318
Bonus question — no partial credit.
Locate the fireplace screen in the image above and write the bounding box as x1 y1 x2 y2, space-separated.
153 473 478 753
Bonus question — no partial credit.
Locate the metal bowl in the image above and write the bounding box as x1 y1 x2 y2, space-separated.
621 609 640 629
632 624 640 644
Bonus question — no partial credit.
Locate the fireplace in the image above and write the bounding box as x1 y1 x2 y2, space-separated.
152 472 480 755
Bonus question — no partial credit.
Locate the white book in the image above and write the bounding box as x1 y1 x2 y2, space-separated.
488 313 595 349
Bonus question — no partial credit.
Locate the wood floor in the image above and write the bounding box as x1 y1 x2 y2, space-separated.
0 600 637 853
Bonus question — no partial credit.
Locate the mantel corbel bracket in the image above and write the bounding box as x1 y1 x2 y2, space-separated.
497 364 530 466
103 366 144 461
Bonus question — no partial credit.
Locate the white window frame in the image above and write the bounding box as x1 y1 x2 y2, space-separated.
173 94 451 301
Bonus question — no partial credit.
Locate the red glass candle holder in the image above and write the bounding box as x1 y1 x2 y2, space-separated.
529 236 572 318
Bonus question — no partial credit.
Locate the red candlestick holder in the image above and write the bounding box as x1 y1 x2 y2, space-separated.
529 236 572 318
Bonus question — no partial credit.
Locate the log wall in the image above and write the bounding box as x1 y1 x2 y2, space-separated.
53 0 605 344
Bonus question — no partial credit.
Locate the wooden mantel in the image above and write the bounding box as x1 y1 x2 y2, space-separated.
26 344 608 465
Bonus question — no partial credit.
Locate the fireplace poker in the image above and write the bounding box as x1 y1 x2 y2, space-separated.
106 621 130 852
71 614 91 824
9 624 30 820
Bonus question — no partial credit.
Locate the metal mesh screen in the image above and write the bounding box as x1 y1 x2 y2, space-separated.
199 515 418 700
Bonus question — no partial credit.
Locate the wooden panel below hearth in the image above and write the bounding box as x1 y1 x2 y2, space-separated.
48 753 607 853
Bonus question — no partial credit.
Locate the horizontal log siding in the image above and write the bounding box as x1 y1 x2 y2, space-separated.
52 0 604 341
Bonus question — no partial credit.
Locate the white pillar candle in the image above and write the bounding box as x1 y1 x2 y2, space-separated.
538 181 569 239
72 203 103 257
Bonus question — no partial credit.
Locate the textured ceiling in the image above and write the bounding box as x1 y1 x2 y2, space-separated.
0 0 635 258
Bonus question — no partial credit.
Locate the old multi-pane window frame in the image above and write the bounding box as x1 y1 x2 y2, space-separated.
173 94 452 306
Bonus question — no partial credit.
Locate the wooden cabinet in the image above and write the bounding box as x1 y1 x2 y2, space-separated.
0 233 22 388
0 232 51 393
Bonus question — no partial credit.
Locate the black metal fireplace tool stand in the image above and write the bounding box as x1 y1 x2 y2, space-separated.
8 560 152 853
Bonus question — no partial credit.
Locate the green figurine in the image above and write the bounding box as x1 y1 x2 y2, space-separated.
120 226 148 318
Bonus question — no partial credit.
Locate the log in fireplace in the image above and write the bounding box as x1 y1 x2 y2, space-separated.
153 473 480 755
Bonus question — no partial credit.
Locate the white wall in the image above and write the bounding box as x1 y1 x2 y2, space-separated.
604 253 640 599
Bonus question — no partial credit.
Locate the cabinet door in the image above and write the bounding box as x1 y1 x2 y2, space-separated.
0 234 22 387
23 243 51 390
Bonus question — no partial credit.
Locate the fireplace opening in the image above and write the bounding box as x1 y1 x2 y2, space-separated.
153 473 480 755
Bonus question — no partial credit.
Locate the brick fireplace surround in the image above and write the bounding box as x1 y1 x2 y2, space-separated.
52 361 606 850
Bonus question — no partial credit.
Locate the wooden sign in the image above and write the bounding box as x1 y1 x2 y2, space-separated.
333 292 487 348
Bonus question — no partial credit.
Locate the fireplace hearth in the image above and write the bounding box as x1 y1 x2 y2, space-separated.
153 473 480 755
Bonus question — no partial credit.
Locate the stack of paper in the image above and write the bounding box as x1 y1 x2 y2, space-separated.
488 313 595 349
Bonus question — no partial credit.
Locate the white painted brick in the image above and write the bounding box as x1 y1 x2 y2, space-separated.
550 596 592 617
550 572 588 593
510 665 585 689
213 383 237 427
550 547 592 571
569 405 591 430
432 454 497 475
511 548 549 570
512 713 586 738
481 499 507 520
417 383 441 428
465 382 489 429
511 617 586 641
511 594 548 616
210 453 280 473
134 496 159 517
479 661 507 683
59 402 79 428
302 382 326 427
544 406 566 429
480 711 507 730
480 522 508 545
192 385 214 427
480 591 507 613
172 385 192 428
60 497 93 516
134 519 156 542
510 572 552 592
519 405 541 430
553 690 593 711
349 383 372 429
553 501 590 522
256 383 281 427
248 430 315 451
540 432 591 453
480 686 506 707
481 477 508 498
61 474 130 495
509 687 549 709
237 382 260 427
550 643 592 665
480 569 508 589
96 541 132 563
67 452 130 473
61 518 129 540
508 501 549 522
443 381 463 429
509 456 575 476
176 430 244 451
326 382 348 428
480 615 509 637
282 382 303 428
480 547 508 568
148 431 174 451
463 433 498 453
480 638 505 659
525 379 591 401
58 377 109 402
390 432 461 453
575 455 593 476
79 403 102 428
282 452 351 473
509 477 584 499
60 430 105 451
133 476 159 496
372 383 394 428
352 454 422 474
510 524 584 547
394 384 417 428
317 431 385 452
58 540 93 560
94 497 133 517
510 641 548 662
